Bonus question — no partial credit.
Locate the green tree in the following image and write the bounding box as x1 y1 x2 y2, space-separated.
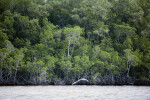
113 0 144 28
63 26 82 57
124 49 140 77
114 24 136 43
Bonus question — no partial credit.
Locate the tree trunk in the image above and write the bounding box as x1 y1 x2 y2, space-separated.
127 61 130 77
0 60 3 84
0 67 3 84
14 63 19 83
111 71 115 84
68 40 71 57
117 31 120 42
71 42 75 57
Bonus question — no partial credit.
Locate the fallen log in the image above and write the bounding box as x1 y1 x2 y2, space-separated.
72 78 89 85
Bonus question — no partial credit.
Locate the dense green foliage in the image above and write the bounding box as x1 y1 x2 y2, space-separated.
0 0 150 85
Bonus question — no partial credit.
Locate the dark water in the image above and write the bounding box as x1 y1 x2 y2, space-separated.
0 86 150 100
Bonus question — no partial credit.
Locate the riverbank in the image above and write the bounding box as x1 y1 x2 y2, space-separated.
1 76 150 86
1 83 150 86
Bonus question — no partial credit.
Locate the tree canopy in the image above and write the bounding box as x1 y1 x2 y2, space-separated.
0 0 150 85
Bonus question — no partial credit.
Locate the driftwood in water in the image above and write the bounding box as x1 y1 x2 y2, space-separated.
72 78 89 85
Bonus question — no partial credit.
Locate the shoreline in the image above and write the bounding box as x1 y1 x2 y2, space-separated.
1 84 150 86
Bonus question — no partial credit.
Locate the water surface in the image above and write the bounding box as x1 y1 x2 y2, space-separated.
0 86 150 100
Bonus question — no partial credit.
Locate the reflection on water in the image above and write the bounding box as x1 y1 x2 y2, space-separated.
0 86 150 100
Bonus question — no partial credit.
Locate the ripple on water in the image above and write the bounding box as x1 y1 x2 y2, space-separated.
0 86 150 100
